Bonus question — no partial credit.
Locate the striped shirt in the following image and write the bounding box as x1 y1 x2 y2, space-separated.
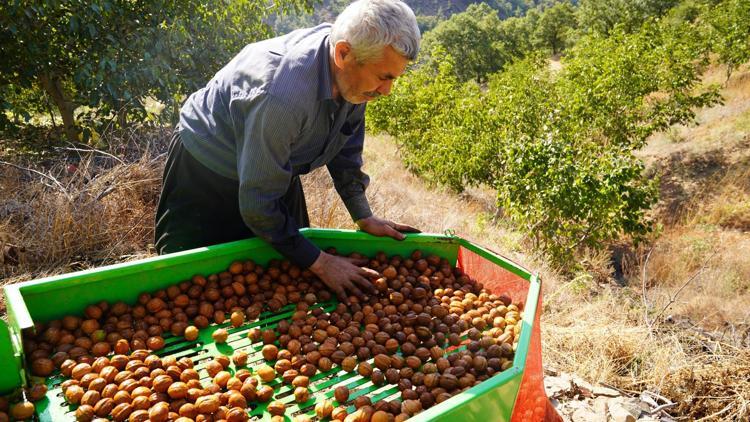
178 24 371 267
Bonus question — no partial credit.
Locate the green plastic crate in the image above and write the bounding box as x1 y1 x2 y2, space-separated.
1 229 546 421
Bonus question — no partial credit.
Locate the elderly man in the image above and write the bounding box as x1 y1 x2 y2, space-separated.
155 0 421 302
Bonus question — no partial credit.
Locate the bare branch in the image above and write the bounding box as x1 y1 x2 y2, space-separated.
653 250 718 324
57 145 126 165
641 245 656 333
0 160 71 200
649 401 678 415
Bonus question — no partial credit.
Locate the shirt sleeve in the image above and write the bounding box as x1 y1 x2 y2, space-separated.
231 93 321 268
327 114 373 222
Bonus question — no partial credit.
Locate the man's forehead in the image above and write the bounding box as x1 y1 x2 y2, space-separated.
372 46 409 77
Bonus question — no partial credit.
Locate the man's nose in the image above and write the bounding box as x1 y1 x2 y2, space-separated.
377 80 393 96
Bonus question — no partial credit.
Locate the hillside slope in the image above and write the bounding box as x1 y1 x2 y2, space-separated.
0 55 748 420
541 63 750 420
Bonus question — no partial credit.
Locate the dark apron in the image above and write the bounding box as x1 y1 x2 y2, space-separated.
154 132 309 255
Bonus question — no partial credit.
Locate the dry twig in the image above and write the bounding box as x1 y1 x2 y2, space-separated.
652 250 718 324
0 160 71 200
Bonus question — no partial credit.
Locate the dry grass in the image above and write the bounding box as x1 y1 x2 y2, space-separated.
661 349 750 420
543 245 750 419
689 163 750 232
542 286 652 383
0 131 166 313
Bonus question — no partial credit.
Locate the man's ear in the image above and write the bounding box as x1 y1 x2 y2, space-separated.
333 41 353 68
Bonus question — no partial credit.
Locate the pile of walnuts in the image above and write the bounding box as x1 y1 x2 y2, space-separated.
16 250 522 421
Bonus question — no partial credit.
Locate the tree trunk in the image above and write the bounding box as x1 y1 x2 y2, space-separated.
117 107 127 129
39 73 78 142
45 93 57 130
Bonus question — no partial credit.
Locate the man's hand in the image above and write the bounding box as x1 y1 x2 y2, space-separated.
309 252 379 305
356 215 420 241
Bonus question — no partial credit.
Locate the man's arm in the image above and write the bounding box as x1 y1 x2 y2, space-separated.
232 94 378 303
232 93 321 268
326 116 373 222
327 115 420 239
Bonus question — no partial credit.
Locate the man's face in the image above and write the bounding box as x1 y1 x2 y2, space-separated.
332 43 410 104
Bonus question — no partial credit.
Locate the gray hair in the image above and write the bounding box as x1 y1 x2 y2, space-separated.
330 0 421 63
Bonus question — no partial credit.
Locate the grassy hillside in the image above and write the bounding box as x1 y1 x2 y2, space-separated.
1 57 748 422
541 63 750 419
